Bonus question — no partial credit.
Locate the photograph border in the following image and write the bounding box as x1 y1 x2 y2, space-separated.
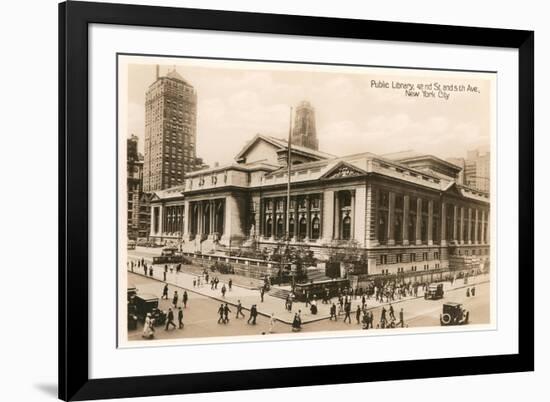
59 1 534 400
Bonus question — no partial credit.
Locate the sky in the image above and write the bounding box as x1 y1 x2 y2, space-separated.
125 57 493 166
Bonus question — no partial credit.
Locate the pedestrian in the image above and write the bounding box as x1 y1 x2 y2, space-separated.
268 313 276 333
362 294 366 310
197 277 201 287
182 290 188 308
466 288 471 297
162 284 168 300
215 277 219 289
260 287 265 302
368 311 374 329
344 302 352 323
288 297 293 312
193 278 196 288
329 303 337 321
178 307 184 329
471 286 476 297
356 305 362 324
142 313 155 339
223 303 231 324
217 303 224 324
380 306 387 328
248 304 258 325
398 308 404 328
165 308 176 330
172 290 178 308
389 304 395 320
362 310 368 329
221 284 227 298
228 278 232 291
149 267 153 277
305 291 310 307
236 300 245 318
211 279 215 290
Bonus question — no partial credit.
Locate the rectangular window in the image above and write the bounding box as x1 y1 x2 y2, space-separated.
380 255 387 265
410 253 416 262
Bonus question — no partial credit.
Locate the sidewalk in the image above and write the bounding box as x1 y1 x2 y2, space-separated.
128 255 490 325
127 246 489 324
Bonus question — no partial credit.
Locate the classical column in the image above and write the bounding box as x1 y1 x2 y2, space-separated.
183 201 190 238
481 210 485 244
453 205 458 242
158 204 164 235
318 195 323 239
350 191 356 240
334 192 340 240
387 192 395 245
467 207 472 244
402 195 410 246
459 206 465 244
321 191 333 242
197 202 203 235
474 208 479 244
150 205 156 236
210 200 215 235
273 199 279 239
440 202 447 246
305 195 311 241
415 198 422 245
294 198 299 240
427 200 434 246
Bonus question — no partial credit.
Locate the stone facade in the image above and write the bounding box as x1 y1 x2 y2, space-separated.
148 134 490 280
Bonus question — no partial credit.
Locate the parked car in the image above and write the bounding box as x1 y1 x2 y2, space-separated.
440 302 469 326
424 283 444 300
132 293 166 326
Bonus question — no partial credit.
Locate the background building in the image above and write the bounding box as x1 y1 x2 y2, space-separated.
291 100 318 151
143 66 198 192
127 135 148 239
464 150 490 193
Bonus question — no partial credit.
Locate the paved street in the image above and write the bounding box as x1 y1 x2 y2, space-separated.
127 260 490 341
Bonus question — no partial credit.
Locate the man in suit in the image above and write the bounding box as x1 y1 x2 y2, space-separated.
178 307 184 329
165 308 176 330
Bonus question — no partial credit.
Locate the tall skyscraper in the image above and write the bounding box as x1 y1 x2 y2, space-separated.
127 135 149 239
143 66 197 192
291 101 318 151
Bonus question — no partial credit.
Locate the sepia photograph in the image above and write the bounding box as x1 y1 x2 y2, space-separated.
117 54 495 346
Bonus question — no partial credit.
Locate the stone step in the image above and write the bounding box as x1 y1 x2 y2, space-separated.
268 287 292 300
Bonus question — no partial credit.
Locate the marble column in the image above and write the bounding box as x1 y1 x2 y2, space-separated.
467 207 472 244
403 195 410 246
427 200 434 246
440 202 447 246
334 192 340 240
415 198 422 245
474 208 479 244
387 191 395 245
459 206 465 244
481 210 485 244
453 205 458 242
350 191 356 241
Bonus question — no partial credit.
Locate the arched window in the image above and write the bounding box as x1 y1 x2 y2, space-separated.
266 218 273 238
342 216 352 240
289 218 295 238
299 217 307 239
311 217 320 239
276 218 284 239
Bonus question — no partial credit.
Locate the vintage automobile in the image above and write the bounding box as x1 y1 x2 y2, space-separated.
440 302 469 326
127 285 137 302
424 283 445 300
133 293 167 326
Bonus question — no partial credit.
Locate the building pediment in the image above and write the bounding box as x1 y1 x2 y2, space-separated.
321 162 367 180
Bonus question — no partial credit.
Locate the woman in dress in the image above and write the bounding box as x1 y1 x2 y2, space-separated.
268 313 276 334
142 313 154 339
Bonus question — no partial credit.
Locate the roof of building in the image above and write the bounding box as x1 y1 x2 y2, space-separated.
165 69 189 84
234 134 334 163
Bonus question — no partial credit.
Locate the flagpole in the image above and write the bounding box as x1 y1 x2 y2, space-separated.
286 107 293 244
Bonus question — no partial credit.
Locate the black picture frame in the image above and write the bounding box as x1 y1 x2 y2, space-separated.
59 1 534 400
